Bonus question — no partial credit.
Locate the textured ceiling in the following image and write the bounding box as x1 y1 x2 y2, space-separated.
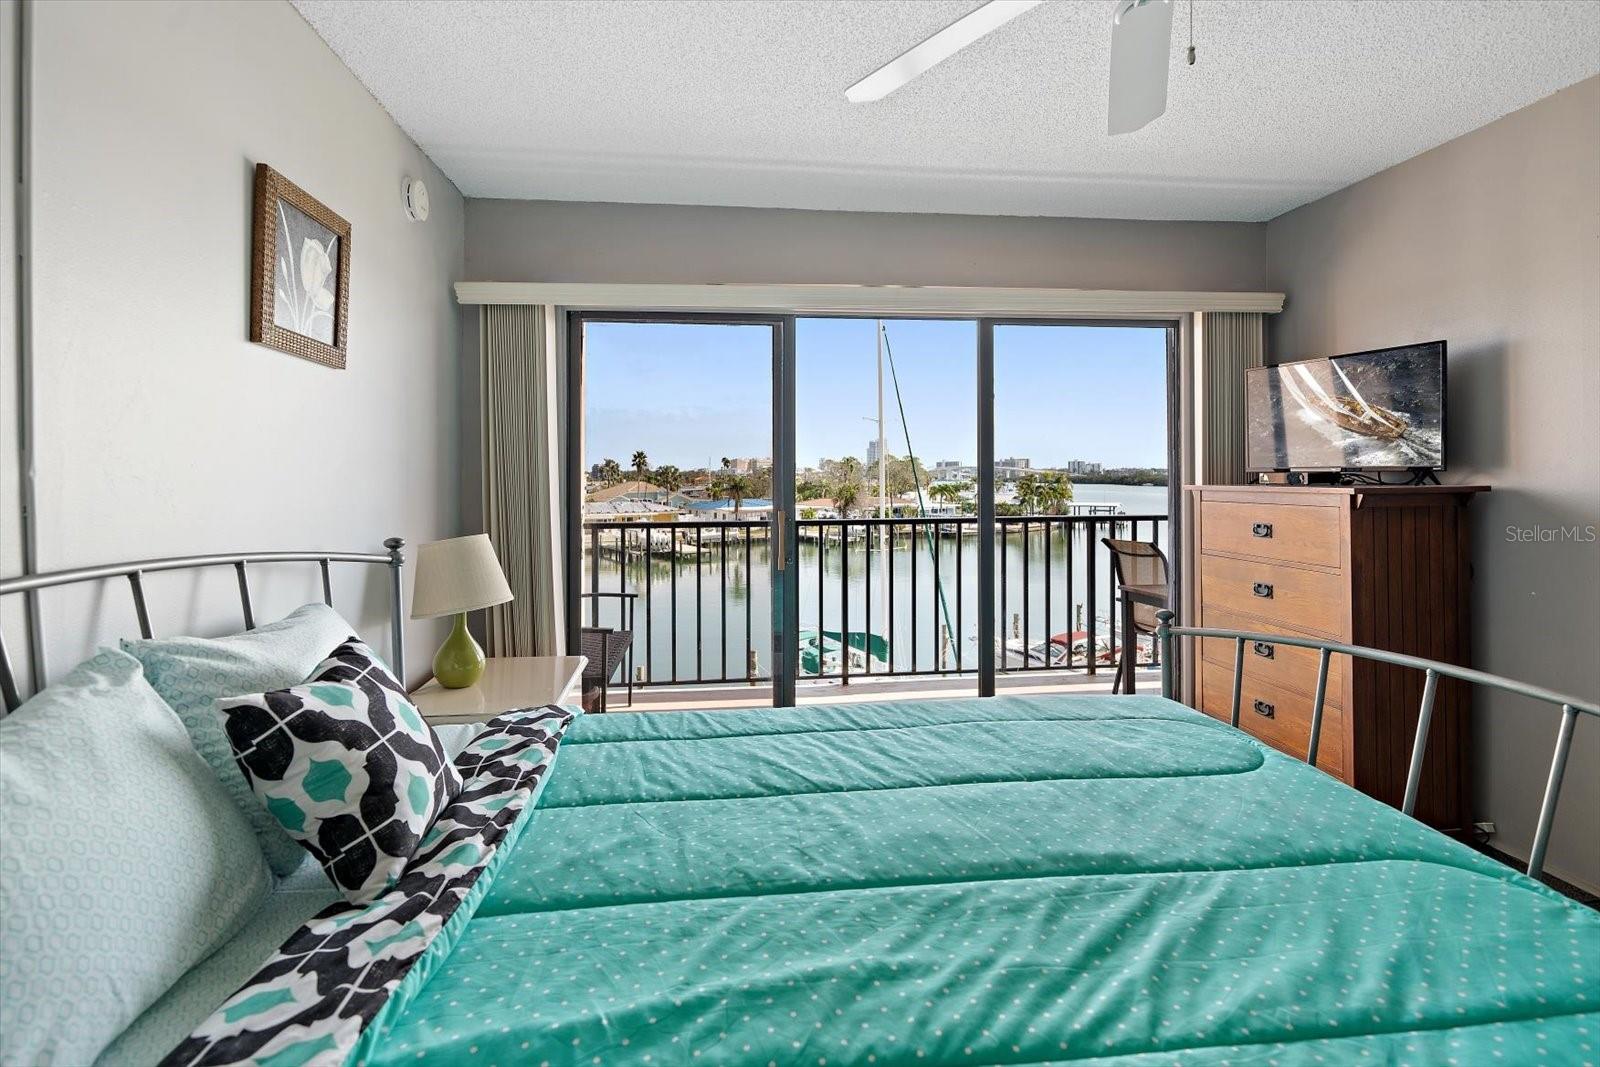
292 0 1600 221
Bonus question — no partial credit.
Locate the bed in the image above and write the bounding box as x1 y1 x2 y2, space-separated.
173 695 1600 1066
2 545 1597 1067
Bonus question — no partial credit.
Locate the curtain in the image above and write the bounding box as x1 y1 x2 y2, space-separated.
1198 311 1266 485
480 305 564 656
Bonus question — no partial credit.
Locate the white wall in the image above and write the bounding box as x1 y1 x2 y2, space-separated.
1 3 24 690
1267 77 1600 891
3 0 465 686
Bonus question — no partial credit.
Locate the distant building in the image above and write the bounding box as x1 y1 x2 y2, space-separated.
587 480 668 503
1065 459 1103 475
796 497 840 519
994 461 1032 482
683 497 774 521
581 499 677 523
998 456 1031 470
866 439 883 465
723 456 769 474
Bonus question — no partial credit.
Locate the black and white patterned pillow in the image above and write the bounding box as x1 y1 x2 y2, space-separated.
219 639 462 902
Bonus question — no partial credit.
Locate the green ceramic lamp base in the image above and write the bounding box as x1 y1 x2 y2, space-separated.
432 612 485 689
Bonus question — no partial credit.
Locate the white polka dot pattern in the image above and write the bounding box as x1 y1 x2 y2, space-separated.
219 695 1600 1066
164 707 574 1067
0 648 272 1067
124 603 358 876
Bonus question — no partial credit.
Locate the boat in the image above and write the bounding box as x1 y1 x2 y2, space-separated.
990 629 1156 670
1044 630 1116 667
1287 362 1409 441
798 627 891 675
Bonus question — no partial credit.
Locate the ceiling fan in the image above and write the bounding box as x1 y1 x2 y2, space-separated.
845 0 1192 135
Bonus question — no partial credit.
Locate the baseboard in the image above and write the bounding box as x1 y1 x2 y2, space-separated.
1472 843 1599 909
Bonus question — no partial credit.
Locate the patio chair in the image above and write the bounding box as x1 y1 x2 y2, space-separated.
1101 538 1169 695
579 591 637 712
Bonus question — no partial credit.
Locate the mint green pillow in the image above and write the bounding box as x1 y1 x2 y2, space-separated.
123 603 356 875
0 648 272 1066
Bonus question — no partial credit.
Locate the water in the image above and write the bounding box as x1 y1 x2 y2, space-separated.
584 484 1170 685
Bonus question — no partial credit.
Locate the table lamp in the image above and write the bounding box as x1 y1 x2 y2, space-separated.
410 534 514 688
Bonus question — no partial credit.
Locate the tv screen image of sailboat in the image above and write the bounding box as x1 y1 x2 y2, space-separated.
1248 344 1444 470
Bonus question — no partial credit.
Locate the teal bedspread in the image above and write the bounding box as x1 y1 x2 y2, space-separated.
362 695 1599 1066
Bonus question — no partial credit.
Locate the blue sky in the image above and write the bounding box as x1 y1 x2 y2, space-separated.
584 319 1169 471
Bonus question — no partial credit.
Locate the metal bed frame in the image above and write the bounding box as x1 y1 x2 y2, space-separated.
0 538 407 713
1 550 1589 882
1155 609 1596 882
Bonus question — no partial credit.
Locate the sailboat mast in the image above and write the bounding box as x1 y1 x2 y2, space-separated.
881 323 957 664
877 320 889 643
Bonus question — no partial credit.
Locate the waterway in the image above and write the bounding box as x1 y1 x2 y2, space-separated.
583 483 1170 685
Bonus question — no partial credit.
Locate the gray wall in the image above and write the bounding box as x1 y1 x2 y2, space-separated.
1 0 465 686
465 199 1269 291
458 198 1271 541
1267 76 1600 890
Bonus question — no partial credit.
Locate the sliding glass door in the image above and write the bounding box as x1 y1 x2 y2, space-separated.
569 312 1177 711
986 322 1177 695
792 318 979 704
570 314 790 710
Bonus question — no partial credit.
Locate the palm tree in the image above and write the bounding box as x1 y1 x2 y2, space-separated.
599 458 623 485
1039 471 1074 514
719 456 733 472
1015 473 1044 515
928 483 964 507
796 477 829 501
711 473 755 515
631 451 650 483
832 480 863 519
652 464 683 494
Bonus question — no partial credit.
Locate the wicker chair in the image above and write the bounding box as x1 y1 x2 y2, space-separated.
579 592 636 712
1101 538 1169 695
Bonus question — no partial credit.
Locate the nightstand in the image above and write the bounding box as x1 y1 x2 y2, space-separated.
408 655 587 725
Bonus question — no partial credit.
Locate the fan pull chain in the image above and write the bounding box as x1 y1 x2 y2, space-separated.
1187 0 1196 64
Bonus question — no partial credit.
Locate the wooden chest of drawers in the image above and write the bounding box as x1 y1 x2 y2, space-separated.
1189 484 1488 832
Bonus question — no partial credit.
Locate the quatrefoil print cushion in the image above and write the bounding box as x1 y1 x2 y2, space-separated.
219 639 463 902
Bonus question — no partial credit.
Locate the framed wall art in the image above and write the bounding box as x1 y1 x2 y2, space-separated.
249 163 350 368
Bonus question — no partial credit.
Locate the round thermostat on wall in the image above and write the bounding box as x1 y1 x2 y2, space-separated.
403 176 430 222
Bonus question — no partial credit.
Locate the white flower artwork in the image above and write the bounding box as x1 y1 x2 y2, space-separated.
273 198 340 345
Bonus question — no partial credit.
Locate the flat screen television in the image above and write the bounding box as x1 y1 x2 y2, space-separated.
1246 341 1446 472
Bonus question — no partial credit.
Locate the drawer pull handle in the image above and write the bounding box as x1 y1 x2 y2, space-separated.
1252 641 1275 659
1253 699 1276 718
1251 522 1273 538
1252 582 1274 599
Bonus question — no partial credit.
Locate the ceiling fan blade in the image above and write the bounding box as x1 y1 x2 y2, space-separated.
846 0 1046 103
1108 0 1174 135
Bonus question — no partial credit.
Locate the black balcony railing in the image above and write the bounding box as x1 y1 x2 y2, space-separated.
582 514 1169 688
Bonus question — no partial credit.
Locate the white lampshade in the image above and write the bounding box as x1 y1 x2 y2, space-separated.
410 534 514 619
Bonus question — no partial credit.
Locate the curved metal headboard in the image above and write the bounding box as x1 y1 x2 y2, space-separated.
1154 609 1597 882
0 538 407 712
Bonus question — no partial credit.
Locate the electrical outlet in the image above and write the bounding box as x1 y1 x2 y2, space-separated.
1475 821 1497 836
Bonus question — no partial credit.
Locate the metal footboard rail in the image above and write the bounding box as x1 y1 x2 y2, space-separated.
0 538 407 713
1154 609 1596 882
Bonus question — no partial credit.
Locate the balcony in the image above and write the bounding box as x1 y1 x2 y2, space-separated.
581 512 1170 709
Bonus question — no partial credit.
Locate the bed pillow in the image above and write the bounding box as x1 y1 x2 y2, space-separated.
219 639 462 902
0 648 272 1067
123 602 356 875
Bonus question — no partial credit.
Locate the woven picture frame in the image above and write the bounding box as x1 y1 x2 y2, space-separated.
249 163 351 369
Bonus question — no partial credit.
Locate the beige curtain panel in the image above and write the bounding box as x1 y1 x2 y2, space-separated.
480 305 564 656
1200 311 1266 485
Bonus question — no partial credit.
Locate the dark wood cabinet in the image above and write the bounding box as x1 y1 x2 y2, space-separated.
1189 484 1488 832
